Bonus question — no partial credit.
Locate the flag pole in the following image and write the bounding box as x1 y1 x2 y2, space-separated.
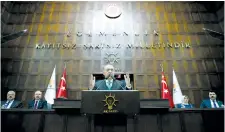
160 63 163 72
160 63 163 99
55 64 56 90
172 63 174 71
64 62 66 69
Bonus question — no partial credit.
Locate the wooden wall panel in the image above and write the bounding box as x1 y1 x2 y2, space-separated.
18 75 27 89
38 75 49 88
1 1 224 105
7 75 18 88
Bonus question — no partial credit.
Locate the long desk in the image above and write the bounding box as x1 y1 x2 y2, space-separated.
1 106 224 132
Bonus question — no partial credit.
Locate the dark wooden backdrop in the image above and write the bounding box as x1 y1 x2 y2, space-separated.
1 1 224 107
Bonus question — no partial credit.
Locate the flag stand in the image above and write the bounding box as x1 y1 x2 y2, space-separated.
56 97 68 100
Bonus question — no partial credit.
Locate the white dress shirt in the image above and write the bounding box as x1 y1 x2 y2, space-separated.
6 100 14 109
106 79 113 88
210 99 219 108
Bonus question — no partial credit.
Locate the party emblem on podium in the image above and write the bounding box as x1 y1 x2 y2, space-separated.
102 93 119 113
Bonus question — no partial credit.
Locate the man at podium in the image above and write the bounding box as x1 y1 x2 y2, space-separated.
89 64 132 90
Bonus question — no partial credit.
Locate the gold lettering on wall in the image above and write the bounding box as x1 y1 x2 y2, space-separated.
35 41 191 50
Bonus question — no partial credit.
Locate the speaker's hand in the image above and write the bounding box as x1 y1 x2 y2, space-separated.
89 75 95 90
124 73 131 89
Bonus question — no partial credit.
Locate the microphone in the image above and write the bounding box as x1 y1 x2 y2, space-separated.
106 73 114 79
105 73 126 90
110 73 115 80
94 74 114 90
110 73 130 90
114 80 126 90
94 80 105 90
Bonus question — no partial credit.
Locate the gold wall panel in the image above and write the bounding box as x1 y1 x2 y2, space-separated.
1 1 224 107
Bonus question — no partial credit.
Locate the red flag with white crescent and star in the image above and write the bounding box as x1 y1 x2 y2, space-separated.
161 72 174 108
56 65 67 99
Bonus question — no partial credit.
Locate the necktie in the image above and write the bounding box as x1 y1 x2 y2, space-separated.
107 80 112 90
34 101 38 109
213 100 217 108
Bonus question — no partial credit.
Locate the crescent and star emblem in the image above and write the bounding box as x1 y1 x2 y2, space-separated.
60 86 66 90
61 77 66 83
163 89 168 94
161 80 167 87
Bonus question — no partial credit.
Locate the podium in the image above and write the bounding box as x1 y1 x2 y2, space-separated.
81 90 140 115
81 90 140 132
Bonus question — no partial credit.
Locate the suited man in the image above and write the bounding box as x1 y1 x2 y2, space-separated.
28 91 47 109
200 91 224 108
1 91 23 109
89 64 132 90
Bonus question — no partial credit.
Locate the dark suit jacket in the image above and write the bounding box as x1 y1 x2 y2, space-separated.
28 99 47 109
1 100 23 108
92 79 131 90
200 99 223 108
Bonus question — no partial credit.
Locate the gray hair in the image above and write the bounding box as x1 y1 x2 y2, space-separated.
7 91 16 95
103 64 114 71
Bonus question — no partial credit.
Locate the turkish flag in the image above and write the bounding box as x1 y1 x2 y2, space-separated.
56 66 67 99
161 72 174 108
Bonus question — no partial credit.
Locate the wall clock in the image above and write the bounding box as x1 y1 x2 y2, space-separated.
104 4 122 19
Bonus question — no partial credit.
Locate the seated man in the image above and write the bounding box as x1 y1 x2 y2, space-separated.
200 91 224 108
28 91 47 109
176 95 194 108
89 64 132 90
1 90 23 109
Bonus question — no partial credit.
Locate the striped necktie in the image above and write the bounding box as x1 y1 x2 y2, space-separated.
213 100 217 108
